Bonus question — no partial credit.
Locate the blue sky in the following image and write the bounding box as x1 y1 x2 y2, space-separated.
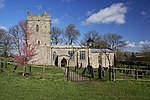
0 0 150 52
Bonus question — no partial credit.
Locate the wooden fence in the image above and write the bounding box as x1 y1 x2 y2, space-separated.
110 67 150 81
1 59 150 82
0 61 64 80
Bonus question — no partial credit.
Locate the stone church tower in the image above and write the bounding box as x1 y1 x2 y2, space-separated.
26 11 51 65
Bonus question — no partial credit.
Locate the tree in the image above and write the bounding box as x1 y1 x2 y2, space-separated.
81 30 114 66
0 28 6 55
13 21 39 65
51 27 62 45
9 24 24 55
0 28 13 57
103 33 126 51
141 45 150 66
81 30 102 46
63 24 80 45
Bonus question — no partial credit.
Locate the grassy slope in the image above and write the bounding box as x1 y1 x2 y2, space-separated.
0 73 150 100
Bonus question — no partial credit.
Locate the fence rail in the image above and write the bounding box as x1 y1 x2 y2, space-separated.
1 59 150 82
0 61 65 80
111 67 150 81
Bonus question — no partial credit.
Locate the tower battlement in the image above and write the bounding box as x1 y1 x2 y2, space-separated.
27 11 50 21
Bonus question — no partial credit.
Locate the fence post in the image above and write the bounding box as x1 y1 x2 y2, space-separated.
0 61 3 72
135 68 138 80
29 65 32 76
42 65 45 79
13 65 17 73
124 69 126 79
22 65 26 76
66 67 70 81
112 66 115 81
109 65 112 81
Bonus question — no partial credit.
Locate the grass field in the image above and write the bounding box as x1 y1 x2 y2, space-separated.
0 65 150 100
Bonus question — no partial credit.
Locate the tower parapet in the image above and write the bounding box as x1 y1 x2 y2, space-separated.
27 11 50 21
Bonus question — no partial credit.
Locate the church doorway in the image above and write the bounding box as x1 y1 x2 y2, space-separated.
55 56 58 66
61 58 67 67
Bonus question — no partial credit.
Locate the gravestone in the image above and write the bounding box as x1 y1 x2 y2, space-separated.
88 65 94 78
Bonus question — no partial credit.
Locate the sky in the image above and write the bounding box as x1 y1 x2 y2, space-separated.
0 0 150 52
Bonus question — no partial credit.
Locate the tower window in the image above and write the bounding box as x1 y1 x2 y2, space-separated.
38 41 40 44
36 24 39 32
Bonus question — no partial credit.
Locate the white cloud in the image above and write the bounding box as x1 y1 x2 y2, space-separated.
0 25 7 30
124 41 150 52
52 18 60 25
35 5 42 10
139 40 150 45
126 41 136 47
82 3 127 25
86 9 96 16
0 0 5 9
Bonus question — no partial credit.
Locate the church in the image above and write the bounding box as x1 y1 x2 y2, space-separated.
27 11 115 68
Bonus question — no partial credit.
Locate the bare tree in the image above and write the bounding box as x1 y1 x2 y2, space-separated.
103 33 126 51
0 28 13 57
51 27 62 45
0 28 5 55
9 24 24 55
81 30 102 46
141 45 150 66
63 24 80 45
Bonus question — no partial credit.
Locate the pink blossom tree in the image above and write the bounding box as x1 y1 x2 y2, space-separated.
13 21 39 76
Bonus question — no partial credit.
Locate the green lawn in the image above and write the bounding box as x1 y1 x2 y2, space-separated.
0 65 150 100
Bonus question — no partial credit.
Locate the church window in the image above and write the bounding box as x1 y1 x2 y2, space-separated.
38 41 40 44
53 51 56 60
80 51 86 60
68 51 74 60
36 24 39 32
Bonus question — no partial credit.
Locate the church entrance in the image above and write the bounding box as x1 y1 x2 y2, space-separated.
61 58 67 67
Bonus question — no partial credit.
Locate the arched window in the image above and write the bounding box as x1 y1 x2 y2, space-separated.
53 51 57 60
36 24 39 32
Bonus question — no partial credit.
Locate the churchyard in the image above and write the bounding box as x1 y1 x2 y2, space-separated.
0 60 150 100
